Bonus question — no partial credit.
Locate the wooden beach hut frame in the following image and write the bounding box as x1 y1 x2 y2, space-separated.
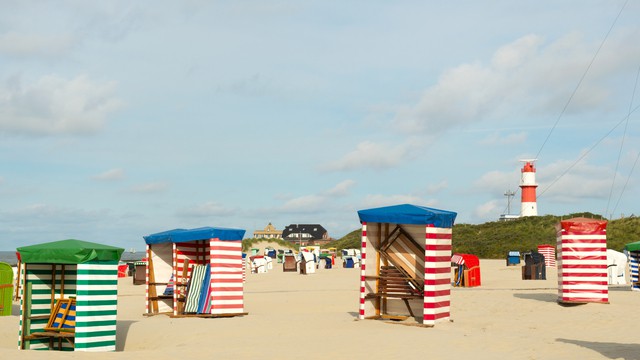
357 204 457 327
16 239 124 352
143 227 247 317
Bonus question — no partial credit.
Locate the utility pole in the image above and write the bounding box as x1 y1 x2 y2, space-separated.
504 189 516 215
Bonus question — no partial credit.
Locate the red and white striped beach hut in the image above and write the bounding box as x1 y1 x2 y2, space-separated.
537 244 556 267
356 204 457 327
557 218 608 304
143 227 247 317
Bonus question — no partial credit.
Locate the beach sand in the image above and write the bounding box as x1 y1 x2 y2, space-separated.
1 259 639 359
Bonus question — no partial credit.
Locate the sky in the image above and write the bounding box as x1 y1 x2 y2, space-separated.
1 1 639 250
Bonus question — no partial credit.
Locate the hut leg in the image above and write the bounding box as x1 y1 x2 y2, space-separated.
147 256 159 313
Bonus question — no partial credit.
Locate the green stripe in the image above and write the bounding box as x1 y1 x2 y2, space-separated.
75 340 116 348
78 309 117 317
75 330 116 338
77 300 117 306
76 279 117 286
77 269 117 276
26 279 77 286
76 289 118 296
75 320 117 327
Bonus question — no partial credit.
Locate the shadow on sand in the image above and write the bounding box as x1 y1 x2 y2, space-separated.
116 320 138 351
557 338 640 360
513 292 558 303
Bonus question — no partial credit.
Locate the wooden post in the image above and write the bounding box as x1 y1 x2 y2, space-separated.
147 254 159 313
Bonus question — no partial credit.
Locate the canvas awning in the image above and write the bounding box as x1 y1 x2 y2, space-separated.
624 241 640 252
17 239 124 264
143 226 246 244
357 204 457 228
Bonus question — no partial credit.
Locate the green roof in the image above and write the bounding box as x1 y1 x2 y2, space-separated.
17 239 124 264
625 240 640 252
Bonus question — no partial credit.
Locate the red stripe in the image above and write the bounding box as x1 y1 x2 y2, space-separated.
424 279 450 286
560 281 608 286
211 295 243 300
359 309 365 316
424 267 451 274
211 304 244 309
424 290 450 297
561 264 608 269
562 272 607 277
360 286 365 293
361 253 366 260
560 297 608 303
424 300 450 309
425 244 452 251
521 187 537 202
561 289 608 294
423 312 449 321
425 233 452 239
425 256 452 263
561 255 606 260
561 232 607 237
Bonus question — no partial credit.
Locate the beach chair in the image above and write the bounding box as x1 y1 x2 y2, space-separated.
283 254 297 272
29 298 76 350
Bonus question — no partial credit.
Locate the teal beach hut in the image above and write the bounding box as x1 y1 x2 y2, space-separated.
16 239 124 352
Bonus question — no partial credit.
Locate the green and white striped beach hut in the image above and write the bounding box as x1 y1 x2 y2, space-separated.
16 239 124 352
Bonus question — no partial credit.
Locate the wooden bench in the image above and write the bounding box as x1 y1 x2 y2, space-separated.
365 266 422 318
28 298 76 350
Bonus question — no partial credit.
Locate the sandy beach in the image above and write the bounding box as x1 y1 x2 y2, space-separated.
1 259 639 360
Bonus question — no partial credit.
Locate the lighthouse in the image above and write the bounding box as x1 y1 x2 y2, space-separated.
519 159 538 217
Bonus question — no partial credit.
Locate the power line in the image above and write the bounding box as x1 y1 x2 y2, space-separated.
534 0 629 161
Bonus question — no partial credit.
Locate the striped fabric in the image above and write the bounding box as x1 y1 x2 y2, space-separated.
358 223 367 320
184 265 207 313
18 262 118 352
209 239 244 315
629 251 640 292
75 262 118 352
451 254 464 265
557 219 608 304
537 245 556 267
19 264 77 351
423 225 452 326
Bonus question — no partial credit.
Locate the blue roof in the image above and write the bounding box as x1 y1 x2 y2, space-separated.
357 204 457 228
143 227 246 244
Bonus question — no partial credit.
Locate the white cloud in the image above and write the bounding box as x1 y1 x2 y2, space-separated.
473 169 521 195
0 32 76 57
176 201 236 218
0 74 123 136
361 194 436 209
129 182 168 194
323 179 356 197
479 132 528 146
474 199 504 220
392 32 640 134
426 180 448 194
92 168 125 181
320 141 415 172
537 159 614 203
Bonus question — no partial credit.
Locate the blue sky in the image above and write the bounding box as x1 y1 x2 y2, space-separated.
1 1 639 250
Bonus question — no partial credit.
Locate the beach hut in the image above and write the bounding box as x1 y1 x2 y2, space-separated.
522 251 546 280
357 204 457 327
624 240 640 291
299 252 315 275
143 227 247 317
606 249 627 285
451 254 481 287
557 218 608 304
0 262 13 316
506 251 521 266
537 244 556 267
16 239 123 352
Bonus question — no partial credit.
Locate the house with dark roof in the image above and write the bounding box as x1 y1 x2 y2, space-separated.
282 224 331 246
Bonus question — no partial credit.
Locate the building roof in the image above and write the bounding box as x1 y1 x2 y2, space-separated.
282 224 327 240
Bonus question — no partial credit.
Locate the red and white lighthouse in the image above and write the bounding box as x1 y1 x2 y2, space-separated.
519 159 538 217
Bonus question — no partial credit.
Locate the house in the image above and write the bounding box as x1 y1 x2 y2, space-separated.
282 224 331 246
252 222 283 239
